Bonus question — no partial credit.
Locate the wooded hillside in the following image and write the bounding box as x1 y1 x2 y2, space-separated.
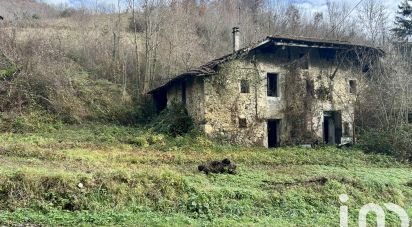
0 0 410 132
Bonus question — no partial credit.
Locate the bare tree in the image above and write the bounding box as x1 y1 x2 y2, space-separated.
357 0 388 46
326 0 350 39
284 4 301 35
127 0 141 92
142 0 165 93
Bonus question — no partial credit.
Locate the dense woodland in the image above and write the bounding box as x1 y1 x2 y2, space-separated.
0 0 411 156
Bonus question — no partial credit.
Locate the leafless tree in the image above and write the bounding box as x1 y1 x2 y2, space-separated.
357 0 388 46
325 0 350 39
127 0 141 92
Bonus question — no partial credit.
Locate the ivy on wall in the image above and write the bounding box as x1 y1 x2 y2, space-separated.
283 62 317 144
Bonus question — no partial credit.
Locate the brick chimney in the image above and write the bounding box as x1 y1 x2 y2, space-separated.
232 27 240 53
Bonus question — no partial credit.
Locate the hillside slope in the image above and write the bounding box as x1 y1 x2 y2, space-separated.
0 9 138 123
0 124 411 226
0 0 57 20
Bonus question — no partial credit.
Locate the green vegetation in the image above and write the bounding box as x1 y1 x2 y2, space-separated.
151 102 194 136
392 0 412 39
0 124 411 226
359 125 412 162
0 64 17 80
0 1 411 226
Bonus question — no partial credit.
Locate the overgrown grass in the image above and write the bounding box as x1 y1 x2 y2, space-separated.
0 64 17 80
0 124 411 226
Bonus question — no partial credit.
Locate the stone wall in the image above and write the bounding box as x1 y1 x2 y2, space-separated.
202 46 359 147
203 60 268 145
166 77 206 124
163 46 362 147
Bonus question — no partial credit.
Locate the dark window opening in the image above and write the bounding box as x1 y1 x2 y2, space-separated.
267 73 279 97
362 64 370 73
181 81 186 104
349 80 357 94
240 79 250 93
299 53 309 69
239 118 247 128
343 122 350 137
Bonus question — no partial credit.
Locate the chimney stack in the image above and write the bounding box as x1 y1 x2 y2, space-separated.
232 27 240 53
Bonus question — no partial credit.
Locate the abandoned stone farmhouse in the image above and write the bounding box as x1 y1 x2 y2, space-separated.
148 28 383 148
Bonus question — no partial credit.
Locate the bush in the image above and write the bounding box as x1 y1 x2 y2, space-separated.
358 129 394 155
151 102 194 136
128 16 146 33
148 134 166 145
32 14 40 20
129 133 165 147
0 63 17 80
60 8 76 18
0 111 63 133
132 96 157 124
358 125 412 162
131 136 150 147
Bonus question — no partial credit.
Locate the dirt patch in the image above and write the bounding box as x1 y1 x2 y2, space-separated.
263 176 328 189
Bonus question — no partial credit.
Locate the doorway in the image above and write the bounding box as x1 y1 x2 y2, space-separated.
181 81 187 105
153 90 167 114
268 119 281 148
323 111 342 145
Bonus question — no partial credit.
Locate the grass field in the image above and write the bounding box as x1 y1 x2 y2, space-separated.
0 124 411 226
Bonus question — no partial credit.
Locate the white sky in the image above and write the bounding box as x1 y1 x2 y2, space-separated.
292 0 401 19
40 0 121 8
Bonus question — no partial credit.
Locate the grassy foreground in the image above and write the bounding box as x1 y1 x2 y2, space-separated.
0 124 411 226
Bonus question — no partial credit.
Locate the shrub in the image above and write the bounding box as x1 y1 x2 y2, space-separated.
148 134 166 145
11 116 35 133
132 96 157 124
128 16 146 33
60 8 76 18
358 125 412 162
0 63 17 80
151 102 194 136
0 111 63 133
358 129 394 155
131 136 150 147
127 132 166 147
32 14 40 20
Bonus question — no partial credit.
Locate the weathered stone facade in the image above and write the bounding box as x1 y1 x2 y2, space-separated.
166 77 205 124
150 36 381 147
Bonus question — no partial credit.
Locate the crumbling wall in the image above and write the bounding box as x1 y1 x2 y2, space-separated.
166 77 205 124
310 48 357 141
203 60 267 145
202 47 358 147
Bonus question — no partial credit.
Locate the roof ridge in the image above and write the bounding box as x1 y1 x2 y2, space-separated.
148 35 383 94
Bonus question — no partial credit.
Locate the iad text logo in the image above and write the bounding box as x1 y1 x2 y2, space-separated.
339 194 409 227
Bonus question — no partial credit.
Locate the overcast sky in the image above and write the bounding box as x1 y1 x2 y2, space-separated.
292 0 400 18
40 0 121 8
